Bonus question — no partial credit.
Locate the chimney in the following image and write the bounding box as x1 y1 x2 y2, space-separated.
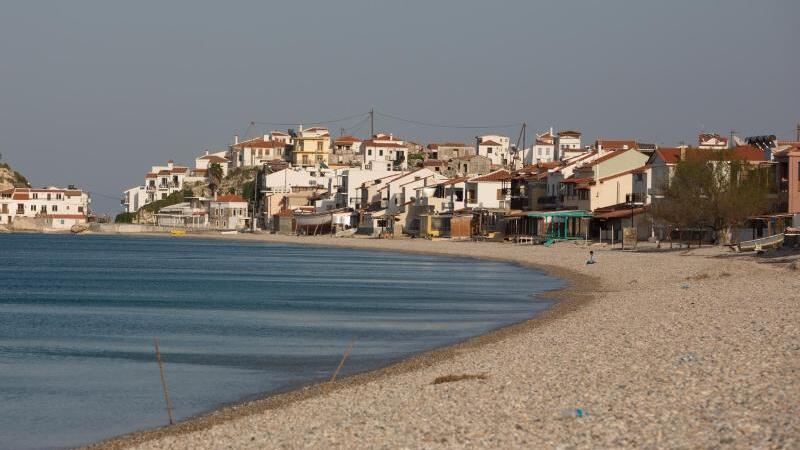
264 134 269 141
298 124 304 133
679 145 687 161
204 150 209 156
167 160 174 169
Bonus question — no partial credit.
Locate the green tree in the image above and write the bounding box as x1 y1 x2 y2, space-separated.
652 149 772 244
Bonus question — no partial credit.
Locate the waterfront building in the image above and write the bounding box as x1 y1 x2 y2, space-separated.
209 194 249 230
0 186 90 228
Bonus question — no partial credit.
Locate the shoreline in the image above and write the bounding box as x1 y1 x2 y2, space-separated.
58 232 799 448
85 232 595 450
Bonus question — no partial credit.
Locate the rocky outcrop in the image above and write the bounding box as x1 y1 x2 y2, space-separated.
0 162 30 190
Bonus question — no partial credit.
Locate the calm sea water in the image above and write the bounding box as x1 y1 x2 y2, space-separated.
0 234 562 450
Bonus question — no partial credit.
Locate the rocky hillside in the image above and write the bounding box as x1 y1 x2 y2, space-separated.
0 162 30 190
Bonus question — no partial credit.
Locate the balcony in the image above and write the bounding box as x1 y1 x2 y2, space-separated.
625 192 647 205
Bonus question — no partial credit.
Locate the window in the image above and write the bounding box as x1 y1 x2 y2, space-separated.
487 147 493 154
51 205 58 212
47 194 52 200
379 150 384 157
56 193 62 200
31 205 37 211
161 193 167 200
316 141 323 151
367 149 372 156
78 206 84 213
33 193 38 199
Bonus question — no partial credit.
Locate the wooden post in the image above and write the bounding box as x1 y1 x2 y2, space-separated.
153 337 174 425
330 340 355 383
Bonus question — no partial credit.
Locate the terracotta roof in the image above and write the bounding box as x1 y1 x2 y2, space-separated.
171 167 188 174
232 138 287 150
535 140 554 146
653 147 683 165
214 194 247 203
334 135 362 144
64 190 82 196
12 192 29 200
200 155 229 163
596 140 637 150
561 177 594 184
730 145 766 161
469 169 511 182
157 170 170 175
479 140 502 146
594 206 648 220
145 173 157 179
558 130 582 137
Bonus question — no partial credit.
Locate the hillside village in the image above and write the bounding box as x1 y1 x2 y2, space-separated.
108 123 800 245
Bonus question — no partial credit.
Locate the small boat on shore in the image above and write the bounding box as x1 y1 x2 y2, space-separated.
170 229 186 237
737 233 784 252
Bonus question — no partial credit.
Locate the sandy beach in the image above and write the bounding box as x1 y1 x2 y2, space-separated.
87 234 799 449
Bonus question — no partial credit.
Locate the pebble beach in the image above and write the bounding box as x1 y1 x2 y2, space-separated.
90 235 799 449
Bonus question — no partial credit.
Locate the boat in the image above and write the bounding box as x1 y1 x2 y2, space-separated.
220 230 238 235
737 233 784 252
170 229 186 237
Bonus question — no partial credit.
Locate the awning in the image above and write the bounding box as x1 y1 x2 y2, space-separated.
527 210 593 218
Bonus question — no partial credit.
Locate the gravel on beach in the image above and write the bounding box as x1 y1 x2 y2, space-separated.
93 235 799 450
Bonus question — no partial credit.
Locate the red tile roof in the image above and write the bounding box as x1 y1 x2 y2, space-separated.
730 145 766 161
470 169 511 182
214 194 247 203
232 138 287 150
653 147 683 165
362 139 406 148
334 135 362 144
596 140 637 150
200 155 229 163
479 140 502 146
558 130 582 137
171 167 188 174
145 173 157 179
438 176 470 186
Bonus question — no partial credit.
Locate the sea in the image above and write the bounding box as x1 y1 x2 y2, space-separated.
0 234 562 450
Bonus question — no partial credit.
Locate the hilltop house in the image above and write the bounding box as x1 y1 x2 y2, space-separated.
362 133 408 171
476 135 511 166
195 151 230 178
292 127 331 167
331 135 363 166
230 135 290 169
555 130 583 160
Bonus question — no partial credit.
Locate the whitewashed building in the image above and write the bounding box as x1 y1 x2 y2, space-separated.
362 133 408 171
0 186 90 227
230 135 290 168
122 160 189 213
698 133 729 149
476 135 511 166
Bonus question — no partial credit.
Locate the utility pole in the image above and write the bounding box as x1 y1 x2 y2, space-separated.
370 108 374 137
796 122 799 142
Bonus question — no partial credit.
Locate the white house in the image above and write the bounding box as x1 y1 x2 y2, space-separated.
195 151 230 177
230 135 289 168
122 186 147 213
476 135 511 166
362 133 408 171
0 186 91 227
555 130 582 160
526 129 556 164
464 169 511 210
335 167 399 209
122 160 188 213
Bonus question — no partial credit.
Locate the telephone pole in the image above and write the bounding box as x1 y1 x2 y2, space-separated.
370 108 374 137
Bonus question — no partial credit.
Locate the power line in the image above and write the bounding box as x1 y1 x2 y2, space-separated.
251 111 370 128
373 110 522 130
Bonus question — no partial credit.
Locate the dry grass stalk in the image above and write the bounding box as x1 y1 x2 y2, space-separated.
153 337 175 425
432 373 488 384
329 340 356 383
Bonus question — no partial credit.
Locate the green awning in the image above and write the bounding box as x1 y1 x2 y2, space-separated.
526 210 592 218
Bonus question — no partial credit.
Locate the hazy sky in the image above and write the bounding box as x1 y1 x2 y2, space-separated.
1 1 798 214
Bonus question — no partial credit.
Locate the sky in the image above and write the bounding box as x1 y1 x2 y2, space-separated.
0 0 798 214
